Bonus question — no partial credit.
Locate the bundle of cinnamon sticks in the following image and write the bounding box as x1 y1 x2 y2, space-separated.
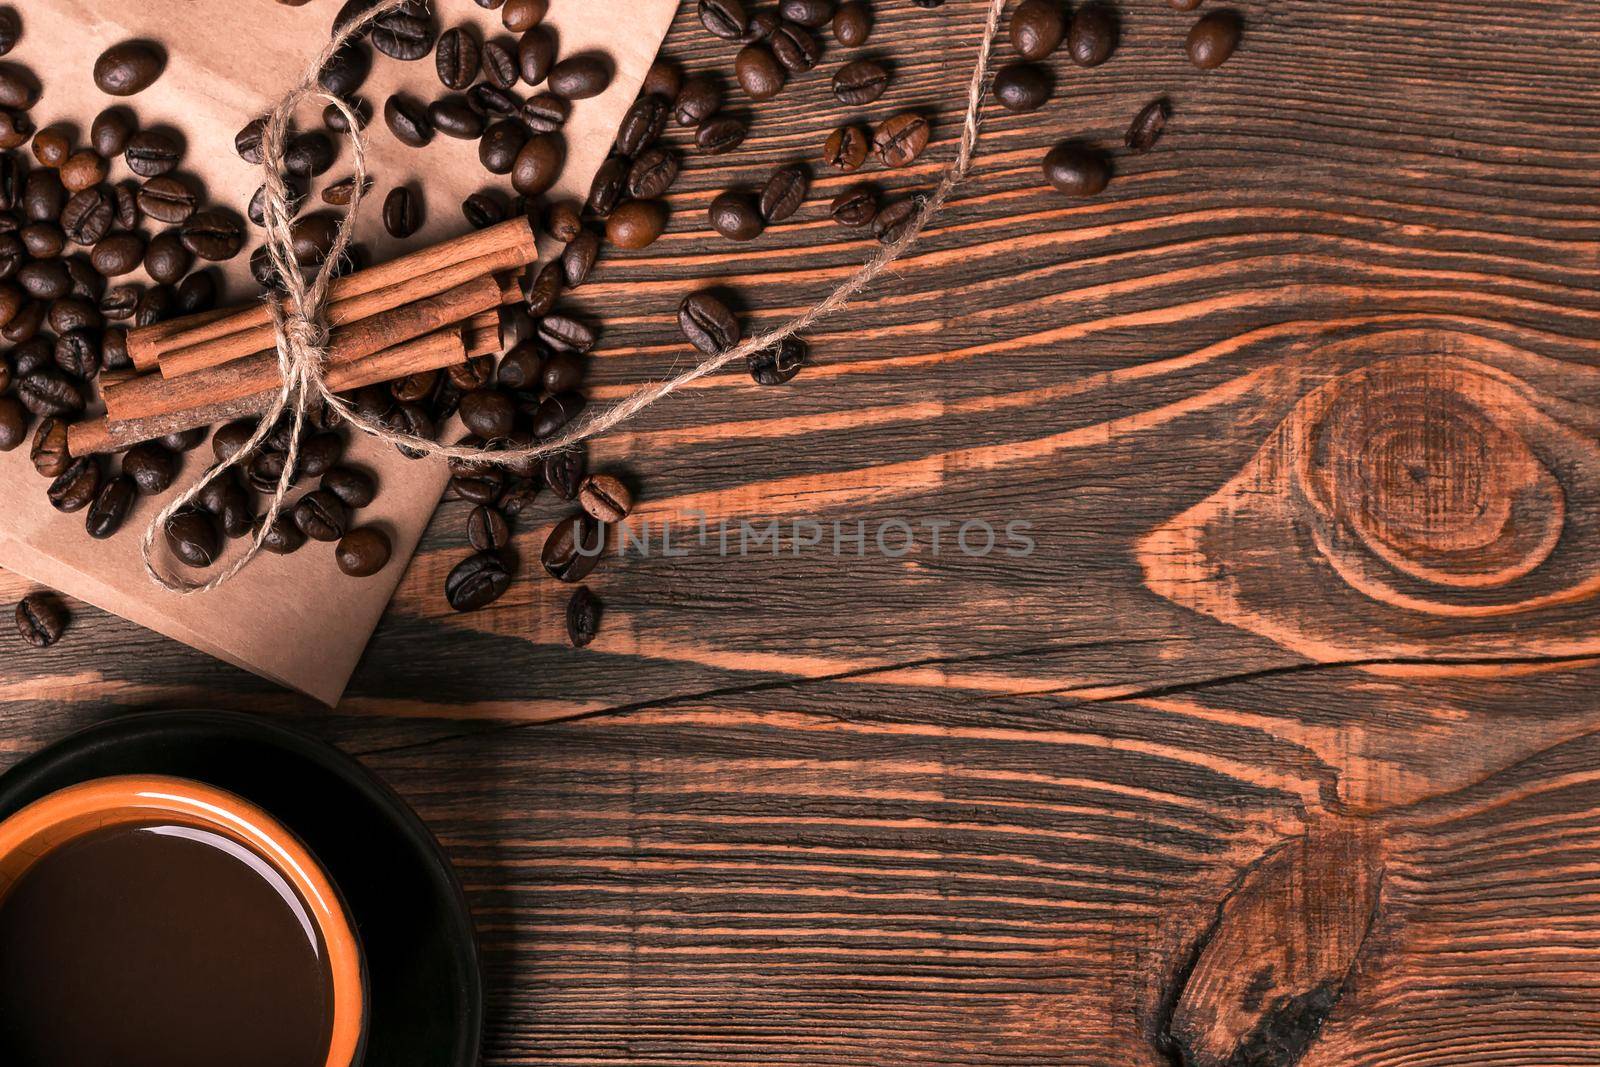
67 217 541 457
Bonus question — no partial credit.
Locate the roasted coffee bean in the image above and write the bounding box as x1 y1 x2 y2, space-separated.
284 131 336 178
495 477 538 517
18 260 68 301
0 62 36 110
100 327 130 371
1126 98 1172 153
1188 11 1241 69
20 221 63 258
678 290 739 355
85 474 135 539
52 330 99 379
479 119 527 173
15 594 66 649
533 351 579 396
382 186 422 238
2 296 42 342
643 59 682 102
874 196 919 243
48 456 100 513
297 432 344 478
1068 4 1117 66
833 0 872 45
501 0 547 31
736 43 786 100
100 282 140 318
160 426 207 453
709 189 763 240
561 227 601 284
771 19 822 72
627 148 679 200
780 0 834 27
30 418 70 477
749 335 808 385
321 465 377 510
89 107 136 159
293 489 347 542
0 394 23 450
0 108 30 150
94 40 165 96
435 26 481 89
334 526 391 577
481 37 518 89
12 338 49 376
578 473 631 522
122 440 178 493
565 586 601 647
145 230 194 283
463 190 505 229
1043 141 1110 196
389 369 440 405
430 94 485 139
179 211 243 262
165 507 220 567
18 370 81 420
323 96 372 133
699 0 748 41
320 40 372 97
448 353 495 391
823 124 869 171
0 232 18 278
0 149 22 211
833 58 889 104
459 388 517 439
542 514 603 581
533 390 584 438
517 91 568 133
31 127 68 168
696 115 747 155
874 113 930 167
830 182 878 227
211 419 257 463
448 464 505 505
675 76 720 126
60 151 108 193
549 54 612 99
257 512 306 555
1011 0 1065 59
22 169 64 221
0 11 19 58
48 296 100 336
63 256 104 300
606 199 667 250
168 271 214 318
247 448 298 493
542 448 585 501
113 180 140 228
445 550 511 611
616 94 668 156
124 130 179 177
133 283 173 326
512 133 564 197
134 174 197 224
496 343 545 391
321 175 371 207
385 93 434 147
994 62 1050 112
537 312 596 353
59 187 114 247
199 471 253 539
526 259 562 316
467 506 511 552
234 117 267 164
372 2 437 61
517 26 556 86
586 154 628 217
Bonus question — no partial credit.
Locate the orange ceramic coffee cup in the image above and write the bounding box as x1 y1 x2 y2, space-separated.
0 775 365 1067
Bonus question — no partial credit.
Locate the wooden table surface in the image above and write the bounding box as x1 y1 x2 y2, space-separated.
5 1 1600 1063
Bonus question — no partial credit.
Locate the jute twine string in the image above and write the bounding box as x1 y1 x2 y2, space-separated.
143 0 1009 593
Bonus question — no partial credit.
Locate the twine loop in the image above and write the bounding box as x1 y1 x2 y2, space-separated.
143 0 1007 593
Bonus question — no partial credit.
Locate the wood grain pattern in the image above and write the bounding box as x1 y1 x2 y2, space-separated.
4 0 1600 1063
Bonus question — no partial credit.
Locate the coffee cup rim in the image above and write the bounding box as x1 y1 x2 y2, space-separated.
0 773 365 1067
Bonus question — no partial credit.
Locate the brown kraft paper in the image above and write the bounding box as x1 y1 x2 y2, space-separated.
0 0 679 702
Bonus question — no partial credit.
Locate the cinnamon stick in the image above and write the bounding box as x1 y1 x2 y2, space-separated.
104 274 507 424
69 310 501 457
126 216 538 371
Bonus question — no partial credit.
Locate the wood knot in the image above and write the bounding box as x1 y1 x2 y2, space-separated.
1138 330 1600 668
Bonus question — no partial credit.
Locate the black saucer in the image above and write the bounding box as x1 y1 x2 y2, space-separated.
0 710 482 1067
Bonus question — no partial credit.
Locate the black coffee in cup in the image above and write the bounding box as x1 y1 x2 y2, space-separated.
0 821 334 1066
